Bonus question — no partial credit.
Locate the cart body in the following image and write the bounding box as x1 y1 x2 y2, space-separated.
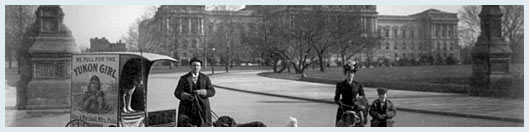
69 52 177 127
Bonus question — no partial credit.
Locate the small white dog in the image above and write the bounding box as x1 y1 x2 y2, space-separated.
288 117 298 127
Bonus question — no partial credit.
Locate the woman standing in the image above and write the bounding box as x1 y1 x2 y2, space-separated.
334 61 366 126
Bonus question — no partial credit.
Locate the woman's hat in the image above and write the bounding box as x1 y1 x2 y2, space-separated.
343 61 358 74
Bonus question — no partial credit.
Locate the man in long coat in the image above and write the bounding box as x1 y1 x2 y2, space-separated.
174 58 216 127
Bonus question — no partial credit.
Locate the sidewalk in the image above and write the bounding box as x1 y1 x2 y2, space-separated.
4 84 70 127
209 71 524 123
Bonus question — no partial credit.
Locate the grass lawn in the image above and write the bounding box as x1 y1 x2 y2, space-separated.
259 64 523 93
149 65 273 74
309 65 472 85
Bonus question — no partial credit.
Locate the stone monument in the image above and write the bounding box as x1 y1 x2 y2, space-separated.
25 5 80 109
470 5 513 97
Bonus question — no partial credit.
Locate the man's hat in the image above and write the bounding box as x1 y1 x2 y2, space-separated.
189 57 203 65
376 88 388 94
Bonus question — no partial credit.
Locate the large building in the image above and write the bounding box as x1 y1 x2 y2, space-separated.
375 9 459 65
139 5 460 66
89 37 127 52
139 5 261 65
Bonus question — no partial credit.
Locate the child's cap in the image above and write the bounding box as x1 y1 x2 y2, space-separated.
377 88 388 94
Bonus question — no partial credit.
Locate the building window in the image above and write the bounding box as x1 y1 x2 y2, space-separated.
183 39 188 49
402 42 406 49
182 18 189 34
436 29 440 38
402 30 406 38
393 29 398 38
443 42 447 51
411 30 415 38
191 39 197 48
395 53 398 57
442 29 446 38
191 18 198 34
386 42 390 49
385 29 390 37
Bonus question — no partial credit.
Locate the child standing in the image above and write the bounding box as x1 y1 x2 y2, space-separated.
369 88 397 127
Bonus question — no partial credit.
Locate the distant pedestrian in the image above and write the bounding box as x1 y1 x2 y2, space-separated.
369 88 397 127
334 61 367 126
174 58 216 127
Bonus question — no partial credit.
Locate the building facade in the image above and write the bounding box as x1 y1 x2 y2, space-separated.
375 9 460 65
89 37 126 52
139 6 460 66
139 5 261 65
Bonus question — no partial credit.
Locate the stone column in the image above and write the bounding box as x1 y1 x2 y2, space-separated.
26 5 80 109
469 5 513 97
178 17 182 33
188 18 192 35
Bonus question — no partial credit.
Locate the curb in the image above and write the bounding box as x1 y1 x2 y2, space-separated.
213 85 524 123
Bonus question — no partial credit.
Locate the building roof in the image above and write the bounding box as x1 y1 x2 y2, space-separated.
76 52 178 62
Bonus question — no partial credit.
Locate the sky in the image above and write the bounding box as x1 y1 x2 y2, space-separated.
61 5 464 49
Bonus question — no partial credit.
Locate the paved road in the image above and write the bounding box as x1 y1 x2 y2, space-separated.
208 70 523 127
4 70 524 127
211 87 522 127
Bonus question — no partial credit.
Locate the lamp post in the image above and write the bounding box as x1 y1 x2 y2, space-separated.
211 48 215 74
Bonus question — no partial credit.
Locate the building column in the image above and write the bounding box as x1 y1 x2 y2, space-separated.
178 18 182 33
188 18 192 35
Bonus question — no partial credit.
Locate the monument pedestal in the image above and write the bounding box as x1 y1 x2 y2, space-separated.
24 6 80 109
26 79 70 109
469 6 513 97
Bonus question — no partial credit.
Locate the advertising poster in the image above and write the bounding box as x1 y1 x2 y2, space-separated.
71 55 119 127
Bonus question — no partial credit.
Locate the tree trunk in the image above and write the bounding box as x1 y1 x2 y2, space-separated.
224 59 229 73
16 56 32 110
341 53 346 66
273 59 278 73
318 55 325 72
9 58 13 69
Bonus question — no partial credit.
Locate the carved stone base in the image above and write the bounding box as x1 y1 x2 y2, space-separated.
468 74 518 97
26 79 70 109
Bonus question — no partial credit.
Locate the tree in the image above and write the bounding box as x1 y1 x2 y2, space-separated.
458 5 524 63
266 8 321 74
126 6 183 68
5 5 37 69
306 9 339 72
12 5 39 110
206 6 249 72
122 6 158 52
245 16 285 72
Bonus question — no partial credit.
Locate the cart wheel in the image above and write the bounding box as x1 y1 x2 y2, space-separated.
65 119 89 127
